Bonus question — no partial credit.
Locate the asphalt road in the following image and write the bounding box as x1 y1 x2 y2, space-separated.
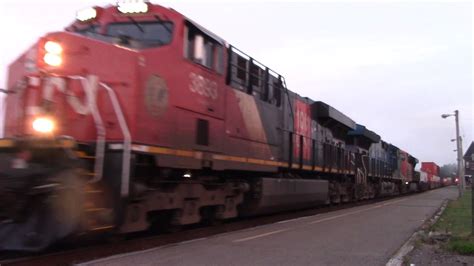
80 186 457 266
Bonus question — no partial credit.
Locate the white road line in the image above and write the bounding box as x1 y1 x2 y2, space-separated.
277 216 314 224
76 237 209 265
382 198 407 206
232 229 289 243
232 197 409 242
309 205 381 224
309 198 408 225
178 237 208 245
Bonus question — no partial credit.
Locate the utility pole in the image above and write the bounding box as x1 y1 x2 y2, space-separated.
451 111 473 235
442 110 464 198
454 110 465 197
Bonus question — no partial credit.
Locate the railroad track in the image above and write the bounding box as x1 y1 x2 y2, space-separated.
0 192 422 266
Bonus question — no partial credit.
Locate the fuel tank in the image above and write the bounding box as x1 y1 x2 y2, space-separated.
240 177 329 216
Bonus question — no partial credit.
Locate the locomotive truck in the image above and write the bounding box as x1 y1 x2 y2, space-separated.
0 1 419 251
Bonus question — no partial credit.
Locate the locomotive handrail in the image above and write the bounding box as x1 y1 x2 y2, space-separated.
68 75 106 184
226 45 285 105
67 75 131 197
281 76 294 124
98 82 131 197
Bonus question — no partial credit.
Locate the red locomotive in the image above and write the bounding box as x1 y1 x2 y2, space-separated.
0 1 420 251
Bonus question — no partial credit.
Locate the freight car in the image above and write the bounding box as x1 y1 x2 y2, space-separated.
420 162 442 189
0 1 419 251
414 162 446 191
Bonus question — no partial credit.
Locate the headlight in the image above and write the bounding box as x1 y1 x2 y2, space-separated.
77 7 97 22
32 117 55 134
43 53 62 67
43 41 63 67
45 41 63 54
117 0 149 14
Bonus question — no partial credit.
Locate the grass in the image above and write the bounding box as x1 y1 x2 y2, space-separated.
433 189 474 254
449 237 474 255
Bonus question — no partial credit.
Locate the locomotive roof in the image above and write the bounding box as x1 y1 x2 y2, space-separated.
348 124 381 143
409 155 419 164
185 18 225 45
311 101 356 131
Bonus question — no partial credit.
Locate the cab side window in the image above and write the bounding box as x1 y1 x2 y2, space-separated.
184 24 223 74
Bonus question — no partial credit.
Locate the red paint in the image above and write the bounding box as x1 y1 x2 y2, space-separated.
293 99 311 161
399 150 408 178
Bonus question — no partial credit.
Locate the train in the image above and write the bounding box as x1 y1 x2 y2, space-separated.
418 162 442 190
0 1 438 252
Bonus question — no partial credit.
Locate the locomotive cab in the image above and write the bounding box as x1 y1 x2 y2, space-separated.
3 2 184 140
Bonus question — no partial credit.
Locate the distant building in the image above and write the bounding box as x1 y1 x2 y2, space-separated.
464 141 474 176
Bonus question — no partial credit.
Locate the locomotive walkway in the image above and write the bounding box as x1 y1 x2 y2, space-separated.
80 187 457 266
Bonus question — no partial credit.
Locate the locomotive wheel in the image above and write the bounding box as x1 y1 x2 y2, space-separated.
0 169 84 252
149 210 183 234
200 206 222 226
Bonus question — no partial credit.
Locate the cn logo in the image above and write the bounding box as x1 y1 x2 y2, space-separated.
296 110 310 134
189 72 218 100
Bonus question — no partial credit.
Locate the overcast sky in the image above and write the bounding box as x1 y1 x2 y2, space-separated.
0 0 472 166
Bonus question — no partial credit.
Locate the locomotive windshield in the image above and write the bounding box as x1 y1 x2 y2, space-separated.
73 21 174 49
75 25 100 35
107 21 173 47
